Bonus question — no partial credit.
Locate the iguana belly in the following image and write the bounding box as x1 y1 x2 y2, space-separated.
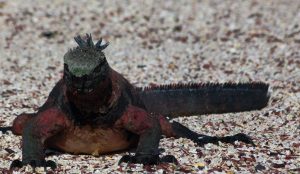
46 125 137 156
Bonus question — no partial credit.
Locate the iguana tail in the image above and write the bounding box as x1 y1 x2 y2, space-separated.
137 82 269 118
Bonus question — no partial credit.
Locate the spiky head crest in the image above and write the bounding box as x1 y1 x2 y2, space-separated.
63 34 109 77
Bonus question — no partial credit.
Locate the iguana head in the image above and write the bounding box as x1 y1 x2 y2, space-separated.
63 34 110 93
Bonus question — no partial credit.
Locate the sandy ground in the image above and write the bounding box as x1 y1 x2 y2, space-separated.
0 0 299 173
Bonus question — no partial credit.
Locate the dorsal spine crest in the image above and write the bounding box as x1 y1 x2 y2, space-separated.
74 33 109 51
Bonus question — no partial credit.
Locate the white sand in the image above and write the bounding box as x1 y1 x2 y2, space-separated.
0 0 299 173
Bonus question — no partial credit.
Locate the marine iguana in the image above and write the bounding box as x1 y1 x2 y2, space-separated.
1 34 269 170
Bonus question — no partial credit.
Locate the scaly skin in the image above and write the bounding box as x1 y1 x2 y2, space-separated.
2 34 269 170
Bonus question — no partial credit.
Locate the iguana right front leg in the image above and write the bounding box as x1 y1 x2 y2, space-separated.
0 113 35 134
11 113 35 135
10 108 68 170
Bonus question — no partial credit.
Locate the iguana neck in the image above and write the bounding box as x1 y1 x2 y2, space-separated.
65 70 113 114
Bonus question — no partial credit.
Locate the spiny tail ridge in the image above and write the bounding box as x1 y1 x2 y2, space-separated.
137 82 269 117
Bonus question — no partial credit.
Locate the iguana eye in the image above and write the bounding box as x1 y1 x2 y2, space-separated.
93 64 102 73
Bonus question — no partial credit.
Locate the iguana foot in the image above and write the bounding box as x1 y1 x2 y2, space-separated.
197 133 255 146
10 159 56 171
118 154 178 165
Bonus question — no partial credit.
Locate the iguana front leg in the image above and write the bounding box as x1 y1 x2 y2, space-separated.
11 113 35 135
10 108 68 170
117 105 177 165
0 113 35 134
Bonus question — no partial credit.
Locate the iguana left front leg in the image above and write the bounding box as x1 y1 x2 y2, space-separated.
116 105 177 165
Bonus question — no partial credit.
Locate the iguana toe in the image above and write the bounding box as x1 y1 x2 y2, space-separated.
10 159 23 170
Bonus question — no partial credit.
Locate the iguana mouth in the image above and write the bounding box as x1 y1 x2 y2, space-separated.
72 80 95 94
